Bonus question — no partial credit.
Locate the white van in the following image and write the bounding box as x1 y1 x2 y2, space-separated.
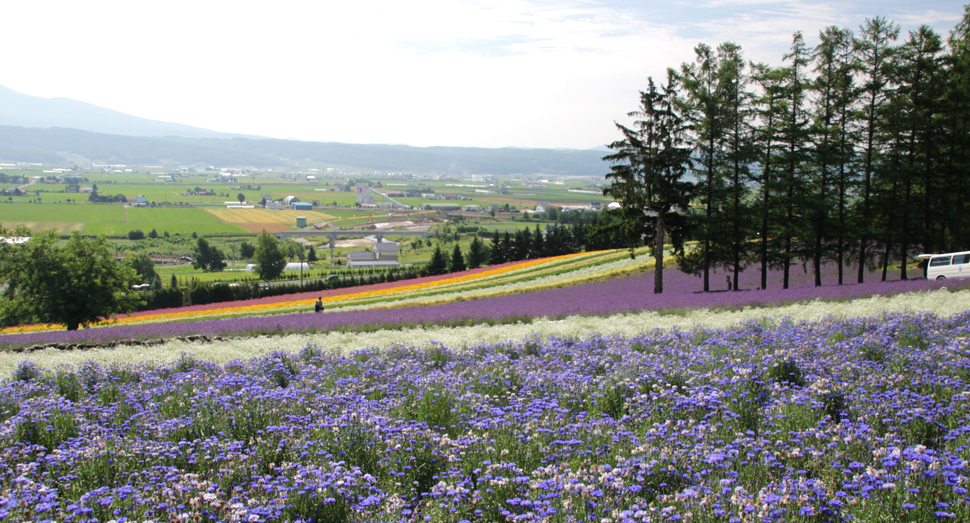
920 251 970 280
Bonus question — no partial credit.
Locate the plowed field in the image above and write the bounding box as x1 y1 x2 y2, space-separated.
204 208 336 224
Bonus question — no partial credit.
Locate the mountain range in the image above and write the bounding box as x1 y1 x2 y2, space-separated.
0 85 607 175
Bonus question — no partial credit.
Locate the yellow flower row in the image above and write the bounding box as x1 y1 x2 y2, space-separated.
0 251 599 334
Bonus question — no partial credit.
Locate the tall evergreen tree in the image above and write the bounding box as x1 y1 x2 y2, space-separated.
424 246 448 276
679 44 727 291
466 235 485 269
893 26 944 279
449 243 466 273
808 26 855 286
778 32 813 289
604 73 695 294
532 224 545 259
854 17 900 283
941 6 970 252
718 42 756 289
750 62 788 290
489 232 506 264
500 232 513 262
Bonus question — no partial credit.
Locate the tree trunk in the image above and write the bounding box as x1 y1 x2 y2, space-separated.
655 211 666 294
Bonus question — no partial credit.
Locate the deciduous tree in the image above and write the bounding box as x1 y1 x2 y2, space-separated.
0 229 139 331
253 231 287 281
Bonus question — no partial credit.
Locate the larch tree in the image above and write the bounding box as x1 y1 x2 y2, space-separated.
603 72 695 294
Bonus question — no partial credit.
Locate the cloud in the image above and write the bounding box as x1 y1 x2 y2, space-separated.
398 35 544 58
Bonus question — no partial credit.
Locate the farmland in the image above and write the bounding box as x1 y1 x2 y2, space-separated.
126 207 224 223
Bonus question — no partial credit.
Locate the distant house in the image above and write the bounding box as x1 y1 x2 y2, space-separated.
265 201 283 210
135 196 148 207
348 242 400 269
423 203 461 212
535 202 552 213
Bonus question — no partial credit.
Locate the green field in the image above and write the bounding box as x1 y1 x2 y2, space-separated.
0 203 126 223
126 207 223 223
83 222 248 236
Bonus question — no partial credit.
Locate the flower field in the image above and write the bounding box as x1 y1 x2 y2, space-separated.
3 309 970 522
2 247 964 351
0 250 628 337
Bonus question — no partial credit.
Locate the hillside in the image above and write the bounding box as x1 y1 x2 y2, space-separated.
0 84 248 140
0 126 608 175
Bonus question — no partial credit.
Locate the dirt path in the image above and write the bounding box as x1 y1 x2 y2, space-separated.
123 205 129 223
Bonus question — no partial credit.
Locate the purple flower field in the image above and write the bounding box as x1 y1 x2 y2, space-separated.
0 267 970 348
2 310 970 521
0 263 963 350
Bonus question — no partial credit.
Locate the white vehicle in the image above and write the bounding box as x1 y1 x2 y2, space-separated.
919 251 970 280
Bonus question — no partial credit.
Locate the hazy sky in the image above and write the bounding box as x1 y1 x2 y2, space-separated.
2 1 966 149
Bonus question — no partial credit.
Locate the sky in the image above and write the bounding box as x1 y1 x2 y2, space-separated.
2 0 967 150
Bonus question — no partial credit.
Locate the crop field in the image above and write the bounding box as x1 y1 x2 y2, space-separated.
126 207 224 223
82 222 248 236
0 203 125 223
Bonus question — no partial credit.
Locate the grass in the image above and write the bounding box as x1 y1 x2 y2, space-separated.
125 207 224 223
83 222 248 235
0 203 126 223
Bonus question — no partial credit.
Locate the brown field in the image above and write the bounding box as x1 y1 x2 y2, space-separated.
204 208 336 224
10 222 84 234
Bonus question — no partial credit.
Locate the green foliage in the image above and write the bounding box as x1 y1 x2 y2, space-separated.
423 246 448 276
465 235 485 269
239 241 256 259
449 243 466 273
192 237 227 272
126 252 158 285
603 72 694 294
768 359 806 388
0 229 140 330
253 231 287 281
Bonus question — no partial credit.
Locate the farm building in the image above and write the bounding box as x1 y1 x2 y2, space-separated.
283 196 300 206
347 242 400 269
292 202 313 211
462 205 483 212
422 203 461 212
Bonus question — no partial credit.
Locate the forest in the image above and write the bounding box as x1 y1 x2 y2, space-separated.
607 9 970 293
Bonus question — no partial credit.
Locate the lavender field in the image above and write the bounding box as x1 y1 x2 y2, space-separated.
0 263 962 351
3 310 970 522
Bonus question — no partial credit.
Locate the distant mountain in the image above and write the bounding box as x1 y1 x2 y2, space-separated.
0 127 609 175
0 84 608 174
0 84 253 140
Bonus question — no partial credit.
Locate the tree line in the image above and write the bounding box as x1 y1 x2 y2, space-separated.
606 9 970 294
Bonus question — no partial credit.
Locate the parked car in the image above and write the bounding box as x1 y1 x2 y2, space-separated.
920 251 970 280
